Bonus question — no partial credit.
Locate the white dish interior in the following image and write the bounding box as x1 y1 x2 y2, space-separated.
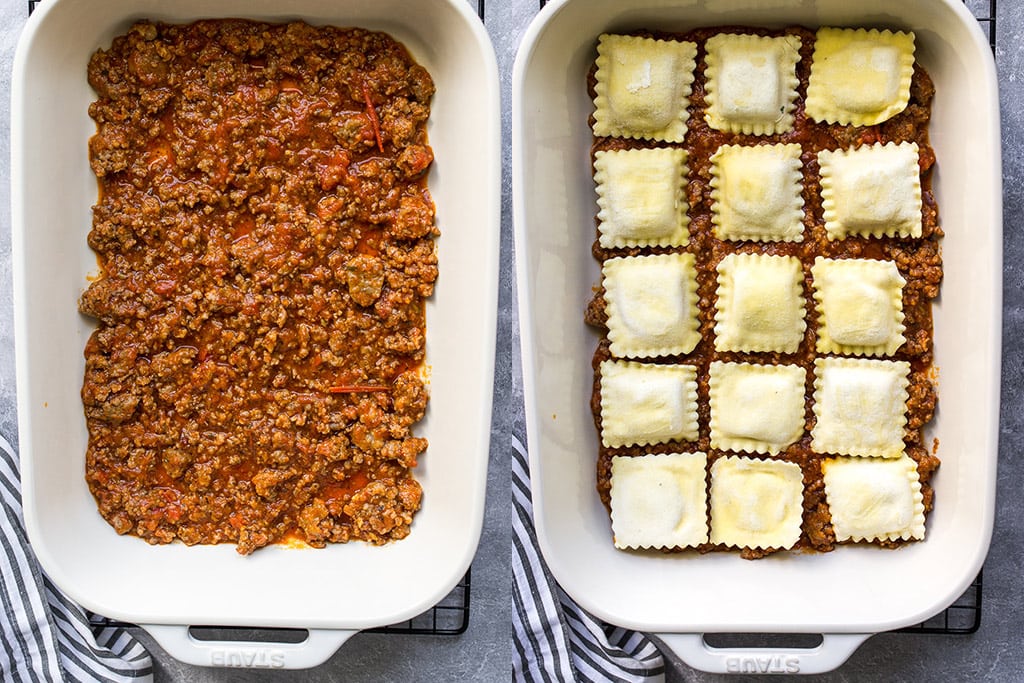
13 0 499 633
514 0 1001 637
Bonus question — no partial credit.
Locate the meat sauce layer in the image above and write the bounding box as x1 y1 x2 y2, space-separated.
82 20 437 554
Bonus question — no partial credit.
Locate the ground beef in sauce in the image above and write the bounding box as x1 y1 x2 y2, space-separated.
586 27 942 559
82 20 437 555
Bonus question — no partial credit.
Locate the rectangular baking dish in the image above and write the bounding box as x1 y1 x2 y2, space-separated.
12 0 499 669
513 0 1001 674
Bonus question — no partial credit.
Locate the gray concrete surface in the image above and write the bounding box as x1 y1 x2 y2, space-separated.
1 0 1021 680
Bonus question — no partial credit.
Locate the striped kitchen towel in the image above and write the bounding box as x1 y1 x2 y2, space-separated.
512 434 665 682
0 434 153 683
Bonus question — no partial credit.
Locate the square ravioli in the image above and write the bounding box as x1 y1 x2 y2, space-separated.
714 253 806 353
704 33 802 135
709 456 804 550
594 34 698 143
812 257 906 356
604 253 700 358
806 28 915 126
709 361 806 454
822 455 925 542
710 143 804 242
610 452 709 549
812 357 910 458
819 142 922 240
595 148 689 249
585 24 942 558
600 360 699 448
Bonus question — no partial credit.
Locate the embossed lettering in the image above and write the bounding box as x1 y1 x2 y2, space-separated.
723 655 801 674
208 648 287 669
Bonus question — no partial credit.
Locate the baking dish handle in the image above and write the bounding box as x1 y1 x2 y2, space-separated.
141 624 356 669
656 632 871 675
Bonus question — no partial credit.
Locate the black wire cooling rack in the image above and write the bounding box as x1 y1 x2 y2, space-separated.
369 570 472 636
896 571 983 635
971 0 998 51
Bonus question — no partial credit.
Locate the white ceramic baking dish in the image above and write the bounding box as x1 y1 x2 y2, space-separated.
12 0 499 670
513 0 1001 674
